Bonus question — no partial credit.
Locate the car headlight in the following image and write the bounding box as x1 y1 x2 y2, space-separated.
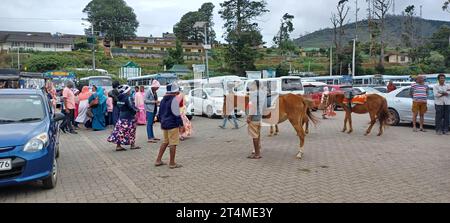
24 133 49 153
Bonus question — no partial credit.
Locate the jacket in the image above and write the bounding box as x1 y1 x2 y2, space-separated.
158 94 183 130
144 89 158 113
117 94 138 120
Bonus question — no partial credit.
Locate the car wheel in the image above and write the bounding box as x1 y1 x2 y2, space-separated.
387 108 400 126
206 105 214 118
55 128 60 158
42 157 58 189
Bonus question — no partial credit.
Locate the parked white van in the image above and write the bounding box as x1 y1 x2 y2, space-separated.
235 76 304 96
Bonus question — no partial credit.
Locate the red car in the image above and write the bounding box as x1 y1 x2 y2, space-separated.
303 83 327 110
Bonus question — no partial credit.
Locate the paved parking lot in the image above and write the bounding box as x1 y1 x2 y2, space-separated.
1 111 449 203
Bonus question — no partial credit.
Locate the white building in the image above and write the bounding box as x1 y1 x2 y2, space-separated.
0 31 74 52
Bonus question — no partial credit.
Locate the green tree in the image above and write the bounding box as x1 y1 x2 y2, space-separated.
273 13 294 47
162 40 185 70
173 3 216 43
373 0 392 73
425 51 446 72
27 55 66 72
443 1 450 13
219 0 269 75
402 5 416 48
83 0 139 46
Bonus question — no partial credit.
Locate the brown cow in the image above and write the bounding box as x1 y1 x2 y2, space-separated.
224 93 318 159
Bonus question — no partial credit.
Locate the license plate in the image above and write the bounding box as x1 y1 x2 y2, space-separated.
0 158 12 171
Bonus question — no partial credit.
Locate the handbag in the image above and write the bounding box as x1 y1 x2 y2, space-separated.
87 108 94 118
90 97 99 108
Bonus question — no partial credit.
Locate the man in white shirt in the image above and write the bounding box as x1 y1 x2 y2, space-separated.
433 74 450 135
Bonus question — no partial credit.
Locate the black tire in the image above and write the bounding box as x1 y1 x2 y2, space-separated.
42 157 58 189
55 128 60 158
387 108 400 126
206 105 214 119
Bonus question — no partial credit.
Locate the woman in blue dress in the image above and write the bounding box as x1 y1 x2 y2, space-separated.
88 85 107 131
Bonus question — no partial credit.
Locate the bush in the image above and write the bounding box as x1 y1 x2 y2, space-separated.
27 55 66 72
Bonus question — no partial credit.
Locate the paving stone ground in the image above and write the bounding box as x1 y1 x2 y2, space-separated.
1 111 449 203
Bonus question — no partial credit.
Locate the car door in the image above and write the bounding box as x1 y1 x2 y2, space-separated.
191 89 203 115
395 88 413 122
202 90 210 113
425 88 436 125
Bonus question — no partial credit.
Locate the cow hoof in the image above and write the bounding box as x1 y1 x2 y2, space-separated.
377 133 382 137
364 133 370 136
347 130 353 134
296 152 303 160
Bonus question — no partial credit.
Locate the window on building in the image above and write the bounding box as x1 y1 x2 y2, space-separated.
400 56 406 62
12 42 20 47
141 47 145 50
56 43 64 48
26 42 35 47
187 43 192 45
161 48 165 51
44 43 51 48
198 49 202 53
185 49 191 52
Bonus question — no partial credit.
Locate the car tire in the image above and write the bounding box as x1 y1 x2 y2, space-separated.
206 105 214 119
42 157 58 189
387 108 400 126
55 128 60 158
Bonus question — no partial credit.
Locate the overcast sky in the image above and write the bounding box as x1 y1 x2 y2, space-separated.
0 0 448 45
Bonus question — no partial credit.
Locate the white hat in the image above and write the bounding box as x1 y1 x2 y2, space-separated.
119 85 131 94
166 83 180 93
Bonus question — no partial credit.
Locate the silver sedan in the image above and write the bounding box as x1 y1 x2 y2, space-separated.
386 86 437 126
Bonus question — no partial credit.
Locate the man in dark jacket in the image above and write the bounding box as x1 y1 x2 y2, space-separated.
109 81 121 126
155 83 184 169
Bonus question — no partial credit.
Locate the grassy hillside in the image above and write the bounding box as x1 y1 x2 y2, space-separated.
295 15 450 48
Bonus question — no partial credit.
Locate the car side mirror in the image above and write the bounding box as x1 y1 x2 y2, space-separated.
54 113 65 122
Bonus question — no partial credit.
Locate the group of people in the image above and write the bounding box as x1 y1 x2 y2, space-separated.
410 74 450 135
106 82 191 169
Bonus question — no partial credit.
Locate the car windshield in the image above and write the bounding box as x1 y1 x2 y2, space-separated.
361 87 380 93
0 95 45 124
304 86 324 94
90 78 112 87
282 78 303 91
205 88 224 97
52 78 74 90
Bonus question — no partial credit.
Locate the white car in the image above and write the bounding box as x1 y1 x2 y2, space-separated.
187 88 244 118
386 86 442 126
352 86 384 95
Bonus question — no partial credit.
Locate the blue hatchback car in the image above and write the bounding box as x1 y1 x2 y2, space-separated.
0 89 64 189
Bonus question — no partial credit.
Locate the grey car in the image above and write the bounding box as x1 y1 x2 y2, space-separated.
386 86 439 126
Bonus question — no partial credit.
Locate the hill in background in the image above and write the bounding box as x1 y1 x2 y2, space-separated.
294 15 450 48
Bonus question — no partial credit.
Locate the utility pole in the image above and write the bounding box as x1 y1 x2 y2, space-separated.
330 46 333 76
204 23 209 82
91 24 96 71
352 0 358 78
355 0 359 39
17 47 20 70
352 38 356 78
392 0 395 15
